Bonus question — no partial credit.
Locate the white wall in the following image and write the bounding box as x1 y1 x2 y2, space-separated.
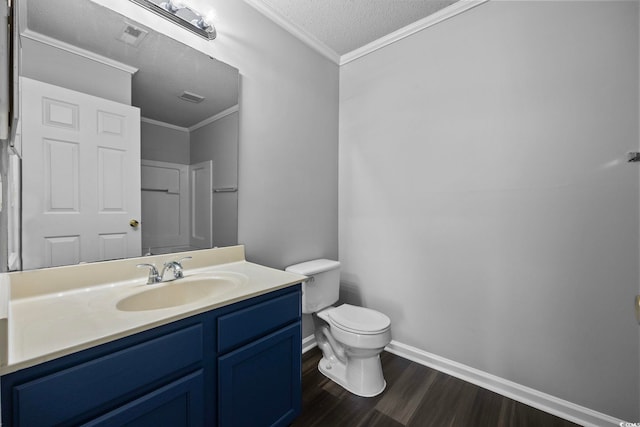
339 0 638 421
94 0 339 271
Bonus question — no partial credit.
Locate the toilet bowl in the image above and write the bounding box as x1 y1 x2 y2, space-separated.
315 304 391 396
285 260 392 397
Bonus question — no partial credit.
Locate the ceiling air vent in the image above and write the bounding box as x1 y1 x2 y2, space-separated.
179 91 205 103
118 23 148 47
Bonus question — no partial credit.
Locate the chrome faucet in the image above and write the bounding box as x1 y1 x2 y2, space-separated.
136 263 162 284
160 256 192 281
136 256 192 284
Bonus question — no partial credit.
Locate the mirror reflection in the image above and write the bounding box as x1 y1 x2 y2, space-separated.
15 0 239 270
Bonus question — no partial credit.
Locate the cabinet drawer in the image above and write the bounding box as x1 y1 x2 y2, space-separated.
13 324 203 427
83 370 204 427
218 289 300 353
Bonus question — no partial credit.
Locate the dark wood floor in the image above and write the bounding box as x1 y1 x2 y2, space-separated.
292 348 581 427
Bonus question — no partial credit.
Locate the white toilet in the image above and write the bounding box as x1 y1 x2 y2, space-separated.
286 259 391 397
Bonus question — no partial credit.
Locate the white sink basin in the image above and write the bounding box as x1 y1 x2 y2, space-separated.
116 272 248 312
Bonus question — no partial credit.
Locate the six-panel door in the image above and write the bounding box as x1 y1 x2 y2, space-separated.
20 76 141 269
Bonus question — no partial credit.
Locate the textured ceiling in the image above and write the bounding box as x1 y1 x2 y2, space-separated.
257 0 459 56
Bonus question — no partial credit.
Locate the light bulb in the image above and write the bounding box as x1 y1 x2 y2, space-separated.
160 1 178 13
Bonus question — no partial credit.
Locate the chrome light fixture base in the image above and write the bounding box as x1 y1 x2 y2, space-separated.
130 0 216 40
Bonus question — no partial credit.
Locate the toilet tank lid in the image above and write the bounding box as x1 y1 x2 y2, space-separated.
285 259 340 275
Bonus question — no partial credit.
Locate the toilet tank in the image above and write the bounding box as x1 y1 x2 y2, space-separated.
286 259 340 314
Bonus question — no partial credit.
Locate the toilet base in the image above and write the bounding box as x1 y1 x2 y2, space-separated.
317 355 386 398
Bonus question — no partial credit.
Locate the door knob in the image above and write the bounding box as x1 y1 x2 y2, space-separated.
130 219 140 228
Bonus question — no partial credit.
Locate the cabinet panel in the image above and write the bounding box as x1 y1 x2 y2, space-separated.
82 370 204 427
218 322 301 427
218 290 300 353
12 324 203 426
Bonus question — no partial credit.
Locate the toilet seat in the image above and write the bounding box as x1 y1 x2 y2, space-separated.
326 304 391 335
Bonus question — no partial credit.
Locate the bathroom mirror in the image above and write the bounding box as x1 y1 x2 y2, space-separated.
14 0 239 270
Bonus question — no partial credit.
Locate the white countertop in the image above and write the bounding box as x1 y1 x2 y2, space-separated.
0 246 306 375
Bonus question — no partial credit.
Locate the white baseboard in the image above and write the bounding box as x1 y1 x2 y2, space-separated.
302 334 317 354
301 335 625 427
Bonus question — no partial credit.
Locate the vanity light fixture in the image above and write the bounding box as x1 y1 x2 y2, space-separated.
129 0 217 40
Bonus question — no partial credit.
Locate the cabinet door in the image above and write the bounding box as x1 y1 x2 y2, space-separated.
218 322 301 427
8 324 203 426
82 370 204 427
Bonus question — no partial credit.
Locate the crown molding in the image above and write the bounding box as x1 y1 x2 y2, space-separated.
340 0 490 65
189 104 239 132
20 29 139 75
141 105 239 133
242 0 340 64
141 117 189 132
244 0 489 67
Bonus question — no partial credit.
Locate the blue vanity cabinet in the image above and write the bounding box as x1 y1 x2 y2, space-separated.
1 284 302 427
1 316 212 427
217 291 302 427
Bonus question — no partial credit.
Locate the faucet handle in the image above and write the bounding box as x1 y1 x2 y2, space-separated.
175 256 192 277
137 263 160 284
177 256 192 266
163 256 192 280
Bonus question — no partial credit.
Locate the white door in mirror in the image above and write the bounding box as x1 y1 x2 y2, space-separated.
21 77 141 269
189 160 213 249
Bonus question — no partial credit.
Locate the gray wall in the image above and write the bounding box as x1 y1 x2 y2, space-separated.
140 120 190 164
191 111 239 247
339 0 638 421
224 12 339 270
20 37 131 104
191 112 239 189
